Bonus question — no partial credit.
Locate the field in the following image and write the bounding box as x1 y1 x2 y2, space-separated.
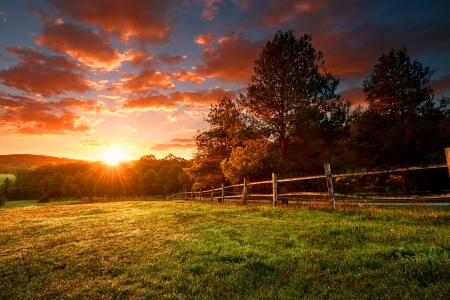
0 173 15 183
1 200 450 299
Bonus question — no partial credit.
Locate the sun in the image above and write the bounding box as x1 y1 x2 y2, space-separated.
101 148 129 165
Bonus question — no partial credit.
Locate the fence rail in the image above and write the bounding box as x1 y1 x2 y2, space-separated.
170 149 450 207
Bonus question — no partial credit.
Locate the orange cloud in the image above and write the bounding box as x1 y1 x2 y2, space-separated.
170 87 237 108
108 70 174 93
150 138 197 151
35 21 122 71
123 49 154 68
171 69 205 84
121 92 176 112
155 52 186 65
195 34 264 83
201 0 221 20
0 47 90 97
0 93 104 135
195 34 215 48
51 0 172 44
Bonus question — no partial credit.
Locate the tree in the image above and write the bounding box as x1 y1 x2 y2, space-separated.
239 30 345 166
187 96 246 189
349 48 450 193
139 169 157 196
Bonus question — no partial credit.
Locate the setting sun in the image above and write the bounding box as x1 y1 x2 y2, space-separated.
101 149 129 165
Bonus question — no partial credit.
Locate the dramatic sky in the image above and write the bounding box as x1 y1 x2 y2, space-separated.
1 0 449 162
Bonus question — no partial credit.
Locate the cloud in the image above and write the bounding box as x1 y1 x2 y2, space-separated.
35 20 122 71
339 87 366 108
430 74 450 98
123 49 154 69
150 138 196 151
195 34 264 83
195 34 215 48
201 0 221 20
0 93 106 135
108 70 174 93
170 87 237 108
79 137 110 148
50 0 173 44
0 47 90 97
155 52 186 65
121 92 177 112
171 69 205 84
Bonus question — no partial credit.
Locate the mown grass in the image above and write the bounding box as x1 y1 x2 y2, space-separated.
1 200 449 299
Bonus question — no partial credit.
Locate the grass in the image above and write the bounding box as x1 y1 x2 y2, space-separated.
1 200 450 299
0 173 15 183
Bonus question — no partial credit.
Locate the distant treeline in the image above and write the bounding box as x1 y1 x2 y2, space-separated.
0 154 192 200
0 154 83 173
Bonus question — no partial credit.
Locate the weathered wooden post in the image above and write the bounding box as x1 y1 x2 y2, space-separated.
184 189 187 200
445 147 450 177
272 173 277 206
324 162 335 209
210 186 214 203
199 189 202 201
242 178 248 204
221 183 224 203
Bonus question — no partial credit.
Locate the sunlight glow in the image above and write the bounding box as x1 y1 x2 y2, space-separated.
101 148 129 165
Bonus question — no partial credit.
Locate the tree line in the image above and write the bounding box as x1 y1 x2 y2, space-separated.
1 30 449 201
185 30 450 196
0 154 193 200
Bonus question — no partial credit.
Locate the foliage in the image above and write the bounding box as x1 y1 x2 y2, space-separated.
239 30 348 166
37 193 50 203
4 154 192 199
1 201 450 299
348 48 450 193
0 194 6 206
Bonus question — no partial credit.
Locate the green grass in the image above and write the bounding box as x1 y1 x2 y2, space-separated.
1 201 450 299
0 173 15 183
3 199 82 208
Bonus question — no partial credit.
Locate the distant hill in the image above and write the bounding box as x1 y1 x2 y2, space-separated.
0 154 85 174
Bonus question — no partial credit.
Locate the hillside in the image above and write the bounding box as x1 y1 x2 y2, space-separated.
0 154 85 173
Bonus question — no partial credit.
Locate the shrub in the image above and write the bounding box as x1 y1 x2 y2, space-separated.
0 194 6 207
38 194 50 203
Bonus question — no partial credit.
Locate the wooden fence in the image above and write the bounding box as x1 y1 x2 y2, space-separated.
170 149 450 207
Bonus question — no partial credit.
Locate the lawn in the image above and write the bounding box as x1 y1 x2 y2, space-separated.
1 200 449 299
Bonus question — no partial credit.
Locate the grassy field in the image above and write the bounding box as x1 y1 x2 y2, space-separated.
1 200 449 299
0 173 15 183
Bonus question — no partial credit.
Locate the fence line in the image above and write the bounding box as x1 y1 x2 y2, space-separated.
170 148 450 207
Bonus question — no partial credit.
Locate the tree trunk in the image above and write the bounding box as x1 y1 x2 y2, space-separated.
400 171 410 195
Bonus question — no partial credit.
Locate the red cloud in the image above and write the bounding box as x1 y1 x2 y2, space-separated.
430 74 450 97
155 52 186 65
35 21 122 71
121 92 176 112
171 69 205 84
0 47 90 97
340 87 366 108
201 0 221 20
0 93 107 135
50 0 172 44
195 34 264 83
170 87 237 108
108 70 174 93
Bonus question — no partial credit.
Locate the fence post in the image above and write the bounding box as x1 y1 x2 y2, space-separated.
445 147 450 177
272 173 277 206
211 186 214 203
221 183 224 203
199 189 202 201
324 162 335 209
243 178 247 204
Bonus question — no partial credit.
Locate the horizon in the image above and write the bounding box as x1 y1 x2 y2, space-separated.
1 1 449 162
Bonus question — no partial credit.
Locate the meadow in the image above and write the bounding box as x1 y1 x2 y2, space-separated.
1 200 449 299
0 173 15 183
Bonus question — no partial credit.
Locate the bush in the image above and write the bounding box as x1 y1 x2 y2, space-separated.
38 194 50 203
0 194 6 207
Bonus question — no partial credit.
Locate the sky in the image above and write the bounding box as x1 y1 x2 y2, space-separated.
0 0 449 162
